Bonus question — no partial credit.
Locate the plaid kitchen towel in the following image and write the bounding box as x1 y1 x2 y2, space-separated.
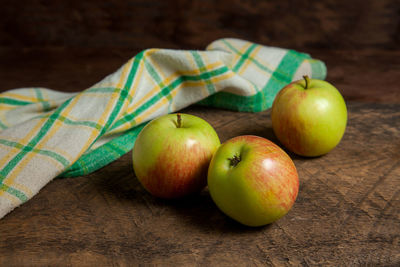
0 38 326 218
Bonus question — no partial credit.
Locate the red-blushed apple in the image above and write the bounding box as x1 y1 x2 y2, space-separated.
133 113 220 198
207 135 299 227
271 75 347 157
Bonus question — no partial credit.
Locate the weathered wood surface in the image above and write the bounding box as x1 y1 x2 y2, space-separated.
0 101 399 266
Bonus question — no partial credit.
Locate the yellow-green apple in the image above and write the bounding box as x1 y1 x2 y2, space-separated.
133 113 220 198
271 76 347 157
207 135 299 227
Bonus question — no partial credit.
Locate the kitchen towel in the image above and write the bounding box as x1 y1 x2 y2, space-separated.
0 38 326 219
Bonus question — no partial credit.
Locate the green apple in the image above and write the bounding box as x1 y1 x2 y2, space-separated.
133 113 220 198
271 76 347 157
207 135 299 227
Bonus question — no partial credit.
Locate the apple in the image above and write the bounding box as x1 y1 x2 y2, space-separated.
271 76 347 157
207 135 299 227
133 113 220 198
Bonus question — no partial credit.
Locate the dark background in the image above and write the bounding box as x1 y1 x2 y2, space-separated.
0 0 399 101
1 0 399 49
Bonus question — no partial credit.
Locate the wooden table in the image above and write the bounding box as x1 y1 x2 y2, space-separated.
0 47 399 266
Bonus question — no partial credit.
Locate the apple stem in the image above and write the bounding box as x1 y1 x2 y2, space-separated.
303 75 310 89
177 113 182 128
229 155 241 167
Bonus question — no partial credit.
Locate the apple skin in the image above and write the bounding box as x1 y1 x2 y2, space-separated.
207 135 299 227
133 113 220 199
271 77 347 157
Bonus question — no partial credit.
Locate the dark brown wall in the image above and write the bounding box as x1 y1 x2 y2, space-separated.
1 0 399 50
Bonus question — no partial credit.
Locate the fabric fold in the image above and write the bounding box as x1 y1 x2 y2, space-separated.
0 38 326 219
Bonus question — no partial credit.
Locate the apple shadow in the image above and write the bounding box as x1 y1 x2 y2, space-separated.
163 188 274 234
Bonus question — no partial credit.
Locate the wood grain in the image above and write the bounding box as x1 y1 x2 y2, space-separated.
0 102 399 266
1 0 399 49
